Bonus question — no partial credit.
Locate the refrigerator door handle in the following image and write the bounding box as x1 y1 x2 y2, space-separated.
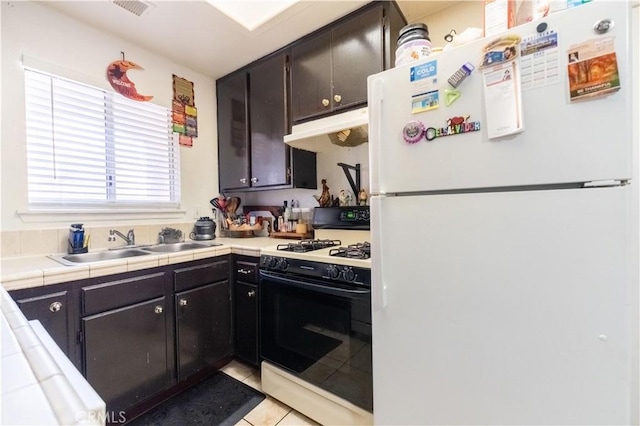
371 196 387 311
369 77 383 196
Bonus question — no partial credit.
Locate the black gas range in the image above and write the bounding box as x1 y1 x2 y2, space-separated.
259 207 373 412
275 239 371 258
260 251 371 287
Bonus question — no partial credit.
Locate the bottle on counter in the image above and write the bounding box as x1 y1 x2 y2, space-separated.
283 201 291 232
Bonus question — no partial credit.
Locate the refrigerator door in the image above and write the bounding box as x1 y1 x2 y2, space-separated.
371 187 632 425
368 1 632 195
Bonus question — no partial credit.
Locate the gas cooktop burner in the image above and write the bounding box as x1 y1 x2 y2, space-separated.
276 239 342 253
329 242 371 259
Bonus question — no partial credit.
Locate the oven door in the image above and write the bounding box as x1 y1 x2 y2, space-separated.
260 269 372 412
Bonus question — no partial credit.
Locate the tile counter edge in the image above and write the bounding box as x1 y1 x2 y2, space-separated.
1 237 292 292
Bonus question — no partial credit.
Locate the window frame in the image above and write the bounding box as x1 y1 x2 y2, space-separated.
23 66 181 212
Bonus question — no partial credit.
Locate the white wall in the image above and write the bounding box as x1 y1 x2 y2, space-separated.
411 1 484 50
0 1 217 231
235 143 369 212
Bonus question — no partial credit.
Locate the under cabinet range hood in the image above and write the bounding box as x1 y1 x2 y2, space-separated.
284 107 368 153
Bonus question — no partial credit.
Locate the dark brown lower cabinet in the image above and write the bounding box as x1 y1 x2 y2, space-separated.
9 255 233 418
12 286 76 365
82 296 171 413
233 255 260 367
234 281 258 366
176 280 231 380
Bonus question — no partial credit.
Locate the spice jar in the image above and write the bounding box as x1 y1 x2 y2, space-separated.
395 23 432 67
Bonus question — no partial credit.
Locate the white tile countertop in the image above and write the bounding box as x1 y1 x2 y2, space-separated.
1 288 105 425
0 236 293 425
0 236 292 292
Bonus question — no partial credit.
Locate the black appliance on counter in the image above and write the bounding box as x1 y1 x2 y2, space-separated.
190 217 216 240
311 206 370 230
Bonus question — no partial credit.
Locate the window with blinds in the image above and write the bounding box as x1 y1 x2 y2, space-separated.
24 67 180 209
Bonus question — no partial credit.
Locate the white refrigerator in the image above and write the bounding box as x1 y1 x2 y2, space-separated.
367 2 637 425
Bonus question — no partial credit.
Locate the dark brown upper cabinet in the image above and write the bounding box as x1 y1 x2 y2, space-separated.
249 53 290 188
290 3 405 124
217 51 317 192
217 73 249 191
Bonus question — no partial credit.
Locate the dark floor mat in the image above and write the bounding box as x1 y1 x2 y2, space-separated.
127 372 265 426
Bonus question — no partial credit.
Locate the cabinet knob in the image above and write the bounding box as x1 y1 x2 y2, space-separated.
251 177 258 183
154 305 163 314
334 94 342 103
247 290 256 297
240 178 248 184
179 299 188 307
237 268 251 275
322 98 330 107
49 302 62 313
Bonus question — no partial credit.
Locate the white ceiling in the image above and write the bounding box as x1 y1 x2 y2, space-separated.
42 1 457 80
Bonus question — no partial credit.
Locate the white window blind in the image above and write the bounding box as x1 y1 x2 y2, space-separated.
24 67 180 209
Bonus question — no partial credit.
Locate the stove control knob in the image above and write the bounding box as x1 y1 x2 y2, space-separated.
326 265 340 279
342 267 356 282
277 259 289 271
267 257 278 269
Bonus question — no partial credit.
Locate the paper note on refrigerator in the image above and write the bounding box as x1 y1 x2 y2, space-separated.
520 31 560 90
482 60 524 139
567 37 620 101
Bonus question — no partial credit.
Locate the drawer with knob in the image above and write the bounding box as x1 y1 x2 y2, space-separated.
174 259 230 292
81 271 167 316
235 257 258 284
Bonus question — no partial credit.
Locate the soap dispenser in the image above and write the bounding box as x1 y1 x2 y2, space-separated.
68 224 88 254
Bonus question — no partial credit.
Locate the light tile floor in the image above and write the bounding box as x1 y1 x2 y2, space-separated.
220 359 320 426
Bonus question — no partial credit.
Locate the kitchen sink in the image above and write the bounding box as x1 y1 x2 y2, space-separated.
141 242 220 253
49 249 152 266
49 241 223 266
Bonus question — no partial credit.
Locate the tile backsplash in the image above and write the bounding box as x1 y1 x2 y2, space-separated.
1 223 196 258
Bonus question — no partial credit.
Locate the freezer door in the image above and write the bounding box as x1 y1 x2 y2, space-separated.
371 187 632 425
368 1 632 194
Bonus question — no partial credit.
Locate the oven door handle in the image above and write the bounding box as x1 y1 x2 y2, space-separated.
260 270 371 299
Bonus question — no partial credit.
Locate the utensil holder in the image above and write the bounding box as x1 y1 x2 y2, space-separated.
68 240 88 254
214 209 229 231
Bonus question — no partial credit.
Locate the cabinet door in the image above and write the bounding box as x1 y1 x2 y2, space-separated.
83 297 170 412
332 4 383 111
234 282 258 366
217 72 250 191
291 30 332 122
15 290 74 360
249 52 290 188
176 280 231 381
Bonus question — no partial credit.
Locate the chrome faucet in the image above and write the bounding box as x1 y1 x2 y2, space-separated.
110 229 135 246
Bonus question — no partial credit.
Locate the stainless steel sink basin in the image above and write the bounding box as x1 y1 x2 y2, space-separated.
49 249 152 266
49 241 223 266
141 242 221 253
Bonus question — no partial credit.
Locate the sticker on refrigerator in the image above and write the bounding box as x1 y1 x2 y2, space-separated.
402 121 425 144
520 31 560 90
410 60 439 113
424 116 481 141
567 37 620 101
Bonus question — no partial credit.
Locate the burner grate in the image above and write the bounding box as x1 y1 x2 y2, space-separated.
277 239 342 253
329 242 371 259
